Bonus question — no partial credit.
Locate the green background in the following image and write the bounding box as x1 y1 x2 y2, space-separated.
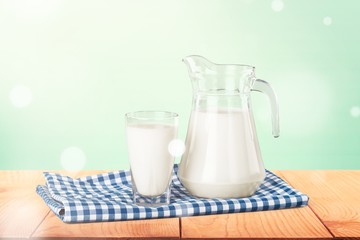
0 0 359 170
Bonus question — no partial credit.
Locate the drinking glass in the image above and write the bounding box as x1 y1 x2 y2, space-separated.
125 111 178 207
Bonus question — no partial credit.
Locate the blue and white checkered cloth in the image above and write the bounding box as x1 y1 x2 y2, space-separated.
36 164 309 223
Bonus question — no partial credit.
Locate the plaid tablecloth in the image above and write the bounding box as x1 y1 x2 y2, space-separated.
36 165 309 223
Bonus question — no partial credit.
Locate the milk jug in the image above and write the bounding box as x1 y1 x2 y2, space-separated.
178 55 280 198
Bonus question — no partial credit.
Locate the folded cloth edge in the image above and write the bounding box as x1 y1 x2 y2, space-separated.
36 168 309 223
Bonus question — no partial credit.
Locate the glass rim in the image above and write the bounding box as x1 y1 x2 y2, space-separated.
125 111 178 120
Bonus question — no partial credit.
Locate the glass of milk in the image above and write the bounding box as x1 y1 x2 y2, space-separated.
125 111 178 207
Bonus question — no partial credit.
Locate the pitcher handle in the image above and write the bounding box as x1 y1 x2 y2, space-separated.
251 79 280 138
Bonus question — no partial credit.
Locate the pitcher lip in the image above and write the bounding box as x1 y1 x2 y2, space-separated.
182 55 255 69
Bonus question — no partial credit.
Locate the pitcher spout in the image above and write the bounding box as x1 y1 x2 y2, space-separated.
182 55 255 94
182 55 216 77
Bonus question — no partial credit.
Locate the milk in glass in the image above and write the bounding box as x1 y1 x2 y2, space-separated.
127 123 177 196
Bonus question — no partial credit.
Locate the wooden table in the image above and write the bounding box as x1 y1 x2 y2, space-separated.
0 170 359 239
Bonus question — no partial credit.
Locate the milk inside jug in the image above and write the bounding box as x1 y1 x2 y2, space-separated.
178 55 279 198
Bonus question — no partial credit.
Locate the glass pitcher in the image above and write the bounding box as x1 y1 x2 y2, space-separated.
178 55 279 198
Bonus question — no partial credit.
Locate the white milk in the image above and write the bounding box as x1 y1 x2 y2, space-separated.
127 123 177 197
178 109 265 198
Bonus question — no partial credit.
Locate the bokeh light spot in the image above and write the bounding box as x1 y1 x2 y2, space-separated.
9 84 33 108
60 147 86 171
350 106 360 118
168 139 186 157
323 17 332 26
271 0 284 12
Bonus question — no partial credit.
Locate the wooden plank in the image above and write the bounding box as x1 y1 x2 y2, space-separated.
0 170 54 239
31 169 180 239
181 171 332 239
0 170 108 239
0 187 50 239
0 170 83 187
0 169 93 238
0 170 180 239
281 170 360 239
0 170 46 186
32 211 180 239
181 207 332 239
